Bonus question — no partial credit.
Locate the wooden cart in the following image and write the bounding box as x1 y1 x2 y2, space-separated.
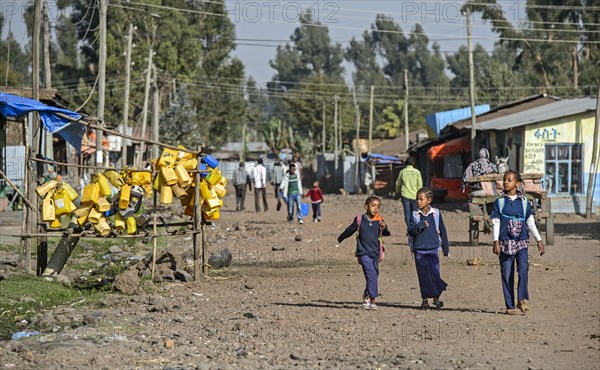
467 173 554 246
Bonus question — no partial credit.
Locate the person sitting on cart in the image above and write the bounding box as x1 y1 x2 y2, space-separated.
462 148 498 192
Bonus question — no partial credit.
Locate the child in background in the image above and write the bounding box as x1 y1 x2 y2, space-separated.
407 187 449 308
304 181 324 222
491 170 545 315
338 196 391 310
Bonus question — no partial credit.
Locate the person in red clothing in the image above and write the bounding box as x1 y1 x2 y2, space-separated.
304 181 324 222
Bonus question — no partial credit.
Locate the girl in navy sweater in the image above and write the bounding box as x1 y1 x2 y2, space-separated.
491 170 545 315
338 196 391 310
407 187 449 308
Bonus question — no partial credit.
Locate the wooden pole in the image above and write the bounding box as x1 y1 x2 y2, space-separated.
152 66 160 160
121 21 134 167
404 69 409 152
30 0 42 274
19 116 29 265
353 89 361 194
334 95 339 172
368 85 374 154
322 100 326 153
4 20 10 86
585 85 600 218
193 147 202 280
0 169 35 210
96 0 107 168
42 1 53 160
151 162 158 278
466 7 477 160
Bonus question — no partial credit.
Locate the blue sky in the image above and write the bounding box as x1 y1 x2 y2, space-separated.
2 1 527 84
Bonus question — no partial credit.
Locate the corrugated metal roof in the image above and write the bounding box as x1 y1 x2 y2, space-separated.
477 97 597 130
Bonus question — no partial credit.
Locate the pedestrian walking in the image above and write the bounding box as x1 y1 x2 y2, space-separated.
337 196 391 310
252 158 268 212
233 162 252 211
280 163 304 224
491 170 545 315
396 157 423 227
407 187 449 309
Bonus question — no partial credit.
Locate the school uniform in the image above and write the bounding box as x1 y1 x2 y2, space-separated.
338 215 391 300
407 208 449 299
491 194 542 309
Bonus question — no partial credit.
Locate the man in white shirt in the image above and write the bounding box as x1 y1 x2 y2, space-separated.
252 158 269 212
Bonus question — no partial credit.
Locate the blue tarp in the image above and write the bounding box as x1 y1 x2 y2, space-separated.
426 105 491 137
0 93 86 152
366 153 403 164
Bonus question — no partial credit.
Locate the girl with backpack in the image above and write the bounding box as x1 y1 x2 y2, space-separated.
491 170 545 315
407 187 450 308
337 196 391 310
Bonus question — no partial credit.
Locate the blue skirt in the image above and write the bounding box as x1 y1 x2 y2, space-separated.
414 249 447 299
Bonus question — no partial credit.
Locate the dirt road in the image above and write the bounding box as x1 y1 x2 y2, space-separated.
1 194 599 369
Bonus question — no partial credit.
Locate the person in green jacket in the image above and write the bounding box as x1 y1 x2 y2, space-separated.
396 157 423 227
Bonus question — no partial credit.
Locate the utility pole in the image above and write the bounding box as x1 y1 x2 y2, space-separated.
368 85 374 154
466 7 477 159
334 95 339 172
121 21 134 167
152 65 160 160
4 20 10 86
43 0 53 159
322 100 326 153
138 14 159 167
353 89 361 194
586 84 600 218
404 69 409 152
96 0 107 168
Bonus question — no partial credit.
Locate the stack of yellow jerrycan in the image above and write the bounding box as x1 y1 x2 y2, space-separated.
73 167 149 237
152 147 226 220
35 177 79 229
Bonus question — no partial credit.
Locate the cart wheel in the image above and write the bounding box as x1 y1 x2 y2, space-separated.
546 213 554 246
469 220 479 246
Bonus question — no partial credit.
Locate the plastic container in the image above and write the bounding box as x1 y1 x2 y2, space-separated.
73 206 91 219
206 169 222 186
203 209 220 221
94 217 111 237
49 217 62 229
152 172 163 191
81 183 100 206
96 173 112 197
119 183 131 210
175 164 191 188
157 147 179 168
179 157 198 171
53 189 73 216
171 183 188 198
126 216 137 234
104 169 125 188
160 185 173 204
36 180 58 198
131 171 152 186
199 181 212 200
96 197 111 212
115 213 126 231
213 183 226 198
62 182 80 201
301 203 309 217
198 163 208 178
88 208 102 224
202 154 219 169
42 194 56 222
160 166 178 186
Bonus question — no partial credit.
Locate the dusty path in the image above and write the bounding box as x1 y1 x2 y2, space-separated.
0 194 599 369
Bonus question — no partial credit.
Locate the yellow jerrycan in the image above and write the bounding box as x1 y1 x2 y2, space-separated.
49 217 62 229
206 169 222 186
160 185 173 204
204 208 220 221
131 171 152 186
160 166 178 186
103 169 125 188
96 197 111 213
199 180 211 201
94 217 111 237
174 164 191 188
87 207 102 224
171 183 188 198
73 206 91 219
81 183 100 206
126 216 137 234
53 188 73 217
179 157 198 171
36 180 58 198
115 213 126 231
42 192 56 222
212 183 227 198
157 147 179 168
152 172 163 191
119 183 131 210
96 172 112 196
62 182 80 201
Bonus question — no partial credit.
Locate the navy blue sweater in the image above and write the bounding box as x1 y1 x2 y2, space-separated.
407 209 449 256
338 214 391 259
490 195 534 241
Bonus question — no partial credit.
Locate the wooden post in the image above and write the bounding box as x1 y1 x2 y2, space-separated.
193 147 202 280
151 160 158 278
585 85 600 218
19 116 29 265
